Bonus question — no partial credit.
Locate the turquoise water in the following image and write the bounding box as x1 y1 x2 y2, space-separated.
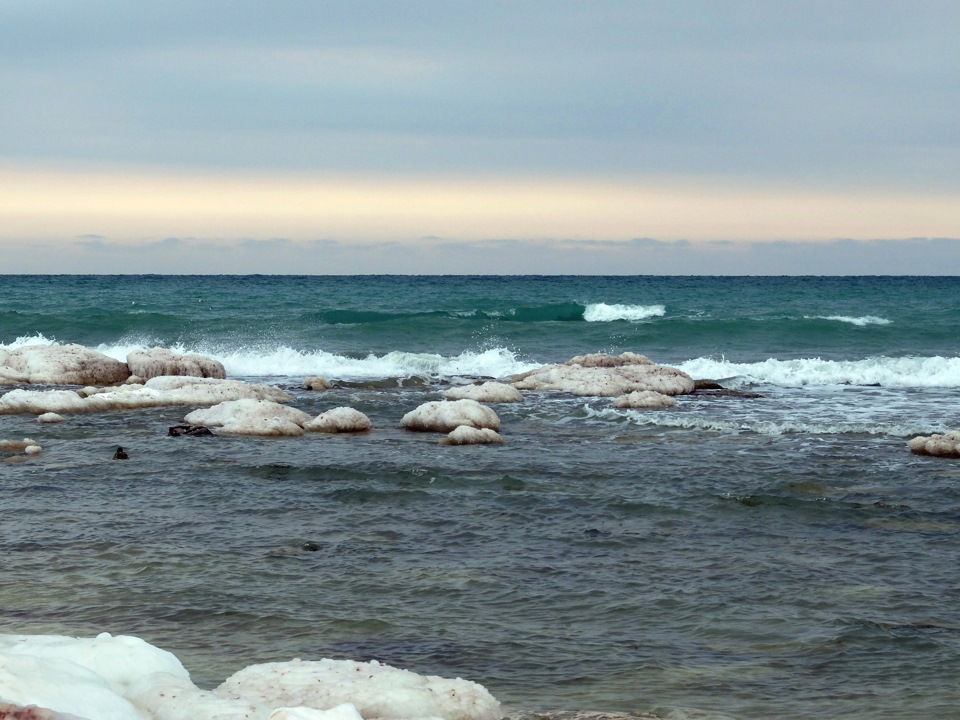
2 275 960 719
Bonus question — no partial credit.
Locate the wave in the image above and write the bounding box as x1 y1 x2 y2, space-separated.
678 356 960 389
583 303 665 322
805 315 892 326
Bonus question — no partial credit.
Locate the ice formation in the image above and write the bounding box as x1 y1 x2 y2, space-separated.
126 348 226 381
304 407 372 433
184 399 313 437
304 377 330 391
442 383 522 403
908 431 960 457
37 413 65 424
612 390 677 409
401 400 500 433
0 378 292 415
0 633 501 720
441 426 505 445
0 345 130 386
511 353 694 397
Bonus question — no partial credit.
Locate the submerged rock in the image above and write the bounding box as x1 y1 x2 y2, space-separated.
401 399 500 433
167 424 214 437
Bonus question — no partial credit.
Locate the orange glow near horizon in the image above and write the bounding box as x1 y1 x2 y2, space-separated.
1 165 957 244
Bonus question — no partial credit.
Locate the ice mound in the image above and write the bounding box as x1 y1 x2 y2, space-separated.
0 438 40 452
37 412 65 423
126 348 226 380
511 353 694 397
185 399 312 437
0 633 501 720
401 400 500 433
216 658 501 720
441 426 504 445
908 431 960 457
612 390 677 409
0 378 291 415
0 344 130 386
304 407 372 433
304 377 331 391
442 383 522 403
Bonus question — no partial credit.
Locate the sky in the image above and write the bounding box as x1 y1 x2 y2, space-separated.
1 0 958 274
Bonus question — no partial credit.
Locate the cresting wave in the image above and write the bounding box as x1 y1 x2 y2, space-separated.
805 315 892 326
678 356 960 388
582 303 666 322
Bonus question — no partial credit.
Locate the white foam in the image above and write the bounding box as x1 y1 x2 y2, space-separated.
678 355 960 389
583 303 665 322
807 315 892 326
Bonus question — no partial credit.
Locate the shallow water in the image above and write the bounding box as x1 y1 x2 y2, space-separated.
2 275 960 719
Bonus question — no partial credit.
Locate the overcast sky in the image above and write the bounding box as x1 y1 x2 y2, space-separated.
1 0 957 274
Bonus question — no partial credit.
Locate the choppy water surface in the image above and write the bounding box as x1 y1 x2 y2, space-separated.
2 275 960 719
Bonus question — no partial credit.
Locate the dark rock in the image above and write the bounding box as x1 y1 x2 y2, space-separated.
300 541 320 552
168 424 214 437
694 380 725 390
112 446 128 460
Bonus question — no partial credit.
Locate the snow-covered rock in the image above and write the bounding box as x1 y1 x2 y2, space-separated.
304 407 372 433
612 390 677 409
442 383 522 403
185 399 312 437
0 344 130 386
401 400 500 433
441 426 504 445
908 431 960 457
126 348 226 380
511 353 693 397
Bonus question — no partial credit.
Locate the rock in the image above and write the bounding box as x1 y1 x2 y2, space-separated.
305 376 331 391
0 438 40 452
112 447 128 460
126 348 226 380
304 407 372 433
443 382 523 403
0 378 292 415
613 390 677 409
401 399 500 433
167 424 214 437
441 426 504 445
0 344 130 386
511 353 694 397
37 413 65 424
908 431 960 457
184 399 312 437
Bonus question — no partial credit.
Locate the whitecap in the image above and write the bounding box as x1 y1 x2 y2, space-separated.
583 303 665 322
806 315 892 326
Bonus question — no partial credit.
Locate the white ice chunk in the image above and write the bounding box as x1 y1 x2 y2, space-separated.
401 400 500 433
442 383 522 403
304 407 372 433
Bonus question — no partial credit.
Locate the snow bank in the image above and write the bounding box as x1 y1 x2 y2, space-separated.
126 348 226 381
0 633 501 720
441 426 504 445
304 407 372 433
612 390 677 409
0 345 130 386
401 400 500 433
511 353 694 397
217 658 501 720
0 378 291 415
908 431 960 457
185 399 312 437
442 383 522 403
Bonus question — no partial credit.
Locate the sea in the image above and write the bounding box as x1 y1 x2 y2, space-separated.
2 274 960 720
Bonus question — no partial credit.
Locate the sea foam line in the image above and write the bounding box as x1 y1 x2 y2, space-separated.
806 315 892 326
583 303 665 322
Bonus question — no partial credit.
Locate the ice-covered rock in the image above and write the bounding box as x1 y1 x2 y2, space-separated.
612 390 677 409
0 344 130 386
0 633 501 720
126 348 226 380
304 377 330 391
0 378 291 415
0 438 41 452
304 407 372 433
908 431 960 457
185 399 312 437
37 412 65 423
401 400 500 433
441 426 505 445
511 353 694 397
216 658 501 720
442 383 522 403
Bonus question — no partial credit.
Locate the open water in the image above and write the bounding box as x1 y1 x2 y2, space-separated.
2 275 960 719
